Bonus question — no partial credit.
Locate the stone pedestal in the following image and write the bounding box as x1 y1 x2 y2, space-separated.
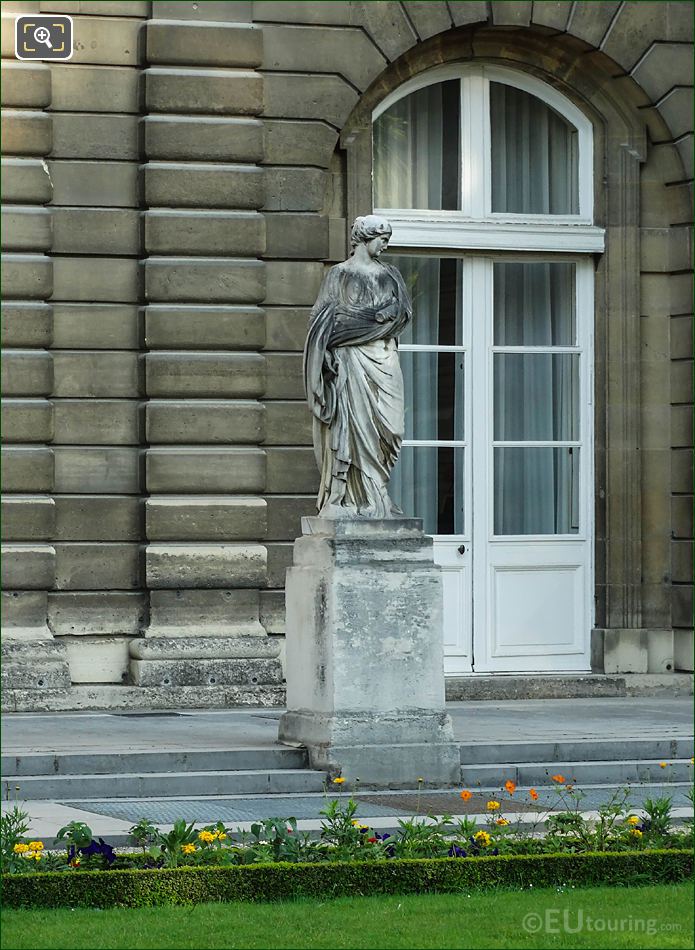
278 517 460 788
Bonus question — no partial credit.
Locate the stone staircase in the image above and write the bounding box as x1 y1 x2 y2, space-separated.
3 736 692 801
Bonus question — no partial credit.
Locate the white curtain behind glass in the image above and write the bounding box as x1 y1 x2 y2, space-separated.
490 83 579 215
494 263 578 534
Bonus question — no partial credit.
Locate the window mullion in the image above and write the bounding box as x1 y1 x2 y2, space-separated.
461 71 487 219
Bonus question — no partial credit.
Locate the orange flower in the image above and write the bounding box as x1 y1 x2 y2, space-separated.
529 788 539 801
460 789 472 802
551 774 566 783
504 780 516 796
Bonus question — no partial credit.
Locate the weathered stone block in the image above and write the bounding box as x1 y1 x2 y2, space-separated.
490 1 532 25
671 359 694 404
658 87 694 141
264 213 328 258
1 158 52 204
263 306 308 351
1 207 52 251
146 400 265 445
646 629 675 673
567 1 619 47
51 208 140 256
263 73 358 127
66 636 131 684
671 448 692 493
55 543 141 590
1 63 51 108
1 544 55 589
1 660 70 691
263 120 337 168
146 352 265 398
146 68 262 115
58 15 144 67
130 637 278 660
144 163 263 209
145 258 264 304
145 211 264 257
49 64 140 113
52 257 140 302
51 114 139 160
1 496 55 541
152 1 252 20
264 352 304 401
356 0 418 60
145 115 263 162
145 305 264 350
52 351 142 397
672 585 694 629
672 405 693 448
261 24 386 92
130 656 281 687
632 43 694 102
55 495 142 542
49 160 139 207
147 588 263 638
146 496 266 541
146 543 266 588
41 2 150 15
406 1 454 39
265 448 319 493
640 226 692 272
49 591 146 636
253 2 352 24
259 588 284 634
2 589 49 634
264 401 312 445
672 495 694 539
1 349 52 397
674 630 694 672
52 400 141 445
1 111 52 156
265 495 316 540
1 399 53 443
52 304 140 350
602 2 693 71
1 254 52 300
671 316 692 360
1 302 52 348
265 540 292 587
53 447 140 494
2 448 54 493
264 261 323 305
147 20 261 67
146 447 265 493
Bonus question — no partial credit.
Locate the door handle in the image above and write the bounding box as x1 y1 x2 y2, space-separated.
457 544 466 555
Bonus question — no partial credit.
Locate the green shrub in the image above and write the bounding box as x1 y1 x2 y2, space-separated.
2 849 691 909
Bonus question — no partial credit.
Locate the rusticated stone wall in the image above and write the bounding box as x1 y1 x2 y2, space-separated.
1 0 692 710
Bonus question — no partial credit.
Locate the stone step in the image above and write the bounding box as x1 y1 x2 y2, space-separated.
2 746 308 778
460 758 694 788
459 737 694 766
4 768 328 800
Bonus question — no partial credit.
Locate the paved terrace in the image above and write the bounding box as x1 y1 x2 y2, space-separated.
2 697 693 843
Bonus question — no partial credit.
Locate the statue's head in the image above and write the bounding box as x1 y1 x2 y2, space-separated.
350 214 392 252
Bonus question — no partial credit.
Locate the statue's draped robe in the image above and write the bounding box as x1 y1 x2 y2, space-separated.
304 260 412 517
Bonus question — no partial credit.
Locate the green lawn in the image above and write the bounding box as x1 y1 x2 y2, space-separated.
1 884 692 950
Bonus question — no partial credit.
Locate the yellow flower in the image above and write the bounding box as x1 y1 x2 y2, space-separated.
659 762 668 769
28 841 44 851
182 843 197 854
474 830 491 846
496 817 510 826
626 815 640 826
460 790 472 802
486 800 501 811
32 853 42 861
351 820 360 826
629 828 643 838
197 830 215 843
217 832 227 841
13 843 29 854
333 777 346 784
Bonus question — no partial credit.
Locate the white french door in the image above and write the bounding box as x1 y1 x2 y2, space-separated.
390 254 593 674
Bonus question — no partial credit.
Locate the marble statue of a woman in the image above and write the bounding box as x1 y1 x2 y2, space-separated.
304 214 412 518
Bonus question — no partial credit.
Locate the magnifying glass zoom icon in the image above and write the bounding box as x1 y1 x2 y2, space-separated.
34 26 53 48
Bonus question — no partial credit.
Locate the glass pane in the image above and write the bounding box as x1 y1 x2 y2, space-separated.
490 82 579 215
400 351 465 441
373 80 461 210
494 447 580 535
494 262 576 346
494 354 579 441
386 255 463 347
390 446 464 535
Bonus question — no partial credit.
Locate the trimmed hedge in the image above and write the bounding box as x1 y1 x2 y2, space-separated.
2 850 692 909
